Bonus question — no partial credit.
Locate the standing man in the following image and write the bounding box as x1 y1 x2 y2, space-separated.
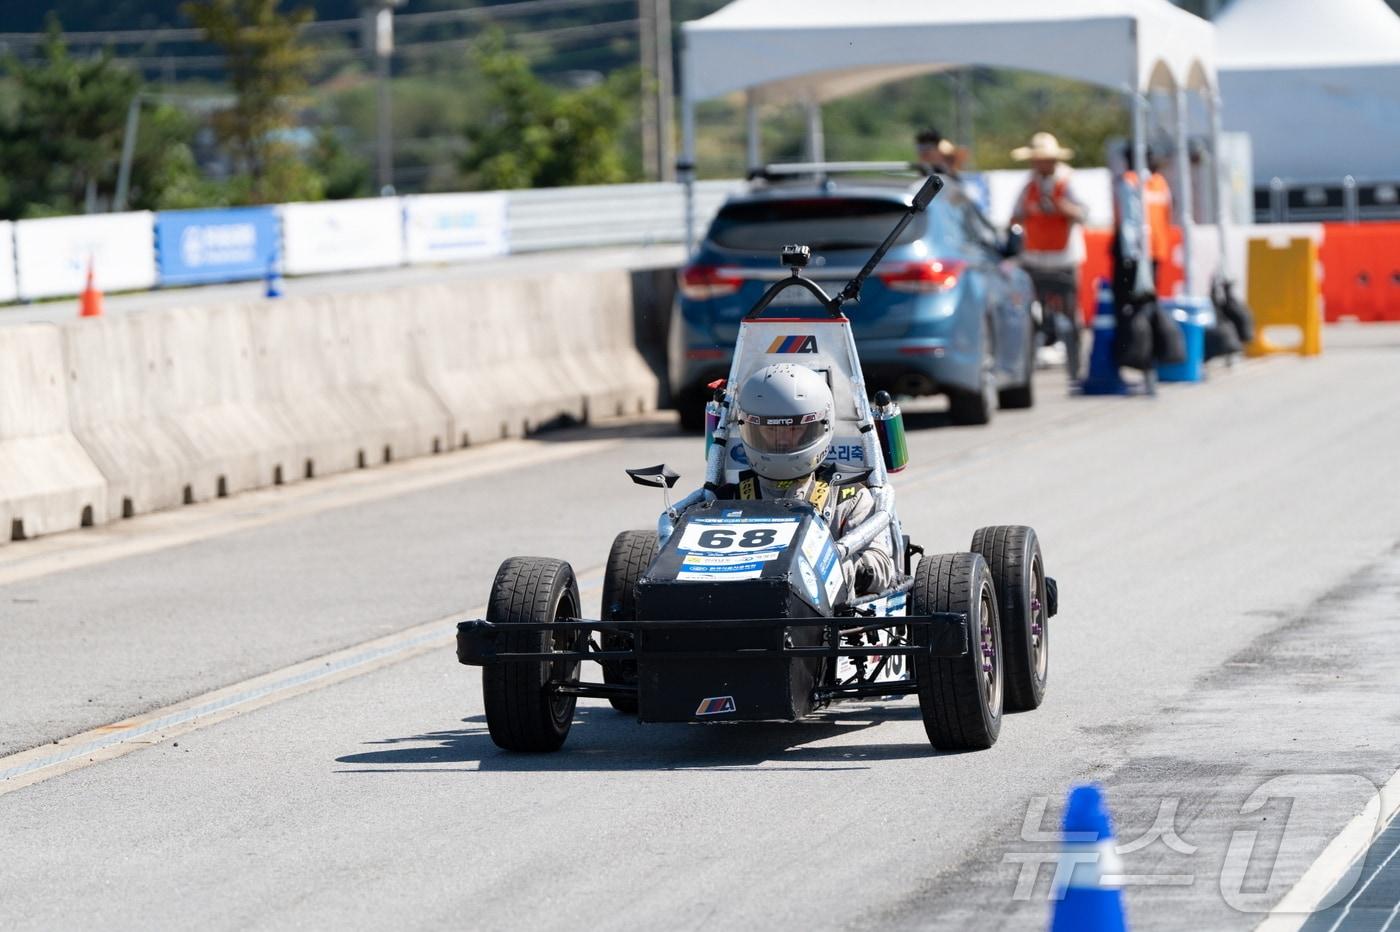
1011 132 1087 379
915 127 958 177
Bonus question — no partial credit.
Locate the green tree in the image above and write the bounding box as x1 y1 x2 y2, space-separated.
0 19 205 219
461 30 635 190
0 21 139 217
183 0 321 203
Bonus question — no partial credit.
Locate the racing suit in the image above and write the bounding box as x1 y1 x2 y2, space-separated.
722 467 897 595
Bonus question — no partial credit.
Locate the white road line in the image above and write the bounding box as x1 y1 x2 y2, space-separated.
0 571 605 797
1256 768 1400 932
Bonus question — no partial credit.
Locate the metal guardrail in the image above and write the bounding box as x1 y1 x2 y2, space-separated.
1255 176 1400 224
504 179 744 252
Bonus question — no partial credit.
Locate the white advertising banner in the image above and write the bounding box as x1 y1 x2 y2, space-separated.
0 221 16 303
280 198 405 276
402 192 508 264
14 212 157 300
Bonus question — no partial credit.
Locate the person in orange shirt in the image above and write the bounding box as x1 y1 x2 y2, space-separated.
1011 132 1087 379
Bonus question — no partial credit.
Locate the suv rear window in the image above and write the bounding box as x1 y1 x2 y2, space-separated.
707 197 930 252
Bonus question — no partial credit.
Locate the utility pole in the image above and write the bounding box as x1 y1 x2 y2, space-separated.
655 0 675 181
366 0 404 194
638 0 658 180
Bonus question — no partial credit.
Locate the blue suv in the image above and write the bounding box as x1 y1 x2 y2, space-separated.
669 172 1037 431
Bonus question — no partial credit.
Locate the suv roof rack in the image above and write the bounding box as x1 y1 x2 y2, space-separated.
745 161 932 183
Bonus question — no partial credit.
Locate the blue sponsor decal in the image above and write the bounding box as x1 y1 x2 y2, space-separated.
729 443 749 466
155 206 280 286
827 443 866 465
679 561 766 575
816 541 838 578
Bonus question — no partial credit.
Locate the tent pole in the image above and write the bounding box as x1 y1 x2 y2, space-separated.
1208 90 1231 281
1174 87 1196 296
805 98 825 164
680 48 697 253
745 91 761 173
1131 91 1155 298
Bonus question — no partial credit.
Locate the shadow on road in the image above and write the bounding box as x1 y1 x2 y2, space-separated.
333 701 950 774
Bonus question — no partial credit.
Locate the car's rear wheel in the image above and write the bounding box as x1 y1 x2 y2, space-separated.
600 529 657 714
971 525 1048 711
912 552 1002 750
481 557 582 752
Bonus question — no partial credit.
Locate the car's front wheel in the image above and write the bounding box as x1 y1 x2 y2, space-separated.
599 529 658 714
481 557 582 752
912 552 1003 750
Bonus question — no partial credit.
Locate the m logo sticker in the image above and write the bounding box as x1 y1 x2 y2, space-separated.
695 696 737 716
767 335 818 354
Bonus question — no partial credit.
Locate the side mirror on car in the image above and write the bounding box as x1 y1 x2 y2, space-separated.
1002 224 1025 259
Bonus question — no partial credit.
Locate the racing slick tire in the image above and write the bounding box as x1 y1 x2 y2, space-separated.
482 557 583 752
972 526 1048 712
600 529 657 713
912 552 1003 750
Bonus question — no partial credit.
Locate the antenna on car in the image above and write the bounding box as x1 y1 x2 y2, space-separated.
831 173 944 312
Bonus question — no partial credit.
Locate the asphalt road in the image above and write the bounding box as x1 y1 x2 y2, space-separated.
3 325 1400 931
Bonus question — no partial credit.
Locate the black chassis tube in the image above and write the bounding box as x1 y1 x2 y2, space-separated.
455 612 968 665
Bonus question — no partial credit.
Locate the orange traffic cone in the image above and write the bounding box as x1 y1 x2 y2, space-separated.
79 257 104 318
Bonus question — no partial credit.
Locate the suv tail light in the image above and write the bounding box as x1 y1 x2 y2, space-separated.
877 259 966 293
679 265 744 300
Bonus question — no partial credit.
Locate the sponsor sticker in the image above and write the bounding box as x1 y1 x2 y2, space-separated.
797 557 823 606
681 550 782 567
800 521 832 567
695 696 737 716
766 335 819 354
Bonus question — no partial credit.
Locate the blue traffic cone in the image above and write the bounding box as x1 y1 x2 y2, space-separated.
1050 784 1128 932
1079 281 1127 395
264 248 284 299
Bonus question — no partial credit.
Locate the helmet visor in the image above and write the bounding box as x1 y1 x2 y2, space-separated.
739 412 827 456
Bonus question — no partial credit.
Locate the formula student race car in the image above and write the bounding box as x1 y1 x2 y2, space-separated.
456 173 1057 752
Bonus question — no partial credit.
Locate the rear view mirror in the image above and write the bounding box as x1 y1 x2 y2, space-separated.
626 464 680 489
1003 224 1025 259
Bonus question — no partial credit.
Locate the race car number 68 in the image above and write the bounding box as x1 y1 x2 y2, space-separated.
678 521 799 553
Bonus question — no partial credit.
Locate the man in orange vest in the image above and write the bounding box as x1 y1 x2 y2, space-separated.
1011 132 1087 379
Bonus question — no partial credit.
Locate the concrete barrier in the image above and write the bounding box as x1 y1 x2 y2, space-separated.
63 304 295 520
4 264 660 545
419 269 658 447
245 291 451 478
0 325 107 539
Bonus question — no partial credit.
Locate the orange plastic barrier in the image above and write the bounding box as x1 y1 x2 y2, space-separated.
1319 222 1400 323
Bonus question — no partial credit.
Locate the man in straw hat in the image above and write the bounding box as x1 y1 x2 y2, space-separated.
1011 131 1087 378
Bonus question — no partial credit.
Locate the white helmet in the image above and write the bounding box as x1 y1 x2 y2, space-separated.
736 364 834 481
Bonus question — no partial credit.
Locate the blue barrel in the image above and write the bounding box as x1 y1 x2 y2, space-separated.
1157 297 1214 383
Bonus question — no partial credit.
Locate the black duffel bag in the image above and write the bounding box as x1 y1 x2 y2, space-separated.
1151 301 1187 365
1213 278 1255 345
1113 299 1155 371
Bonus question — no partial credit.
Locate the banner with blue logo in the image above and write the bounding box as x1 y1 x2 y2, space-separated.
155 206 279 286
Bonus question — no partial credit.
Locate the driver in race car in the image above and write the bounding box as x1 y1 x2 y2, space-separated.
719 363 896 596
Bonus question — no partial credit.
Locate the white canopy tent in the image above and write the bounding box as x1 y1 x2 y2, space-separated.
1217 0 1400 182
678 0 1223 290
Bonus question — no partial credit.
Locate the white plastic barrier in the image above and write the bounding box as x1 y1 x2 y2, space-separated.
13 212 157 300
0 221 16 303
1184 222 1324 300
280 198 405 275
0 324 107 539
403 192 508 263
506 180 743 253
